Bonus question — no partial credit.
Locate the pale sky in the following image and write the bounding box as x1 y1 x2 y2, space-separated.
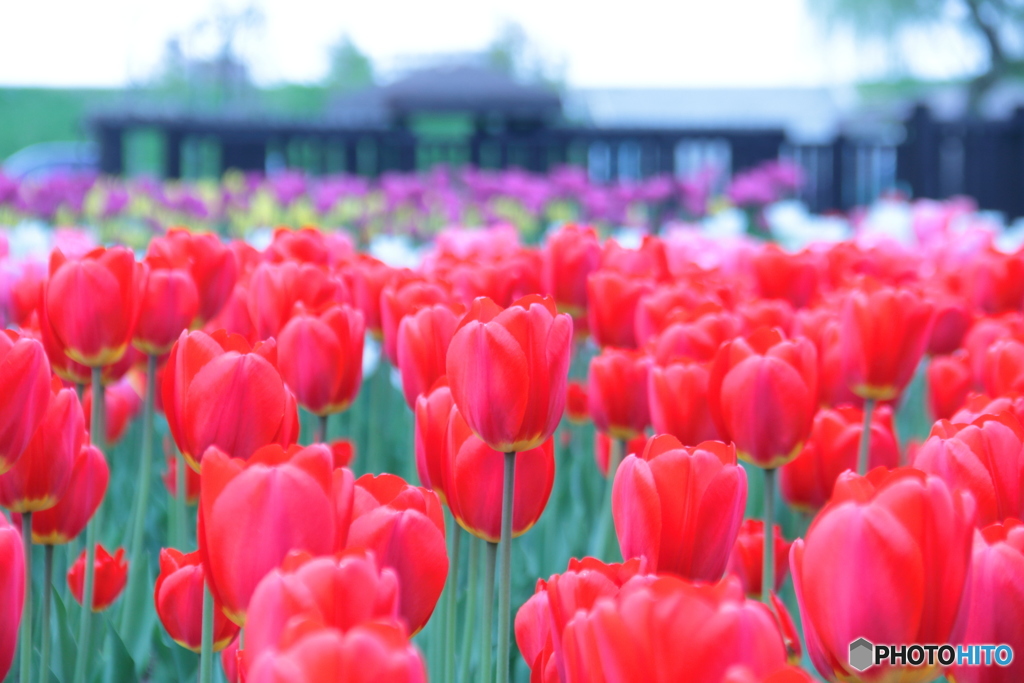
1 0 985 89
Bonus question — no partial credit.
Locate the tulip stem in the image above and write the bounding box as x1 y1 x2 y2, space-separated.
176 449 188 549
38 545 53 683
459 532 479 683
482 541 497 683
762 468 776 604
122 354 157 631
19 512 32 683
199 582 214 683
315 414 329 443
857 399 875 476
72 366 104 683
496 451 516 683
444 520 461 683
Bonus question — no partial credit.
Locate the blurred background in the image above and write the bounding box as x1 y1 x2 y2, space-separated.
2 0 1022 220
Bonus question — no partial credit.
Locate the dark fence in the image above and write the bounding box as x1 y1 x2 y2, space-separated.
92 105 1024 219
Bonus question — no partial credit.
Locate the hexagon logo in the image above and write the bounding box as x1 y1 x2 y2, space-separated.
849 638 874 672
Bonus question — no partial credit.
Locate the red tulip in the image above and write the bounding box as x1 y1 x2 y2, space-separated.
154 548 240 652
0 513 24 680
82 375 142 445
329 439 355 469
587 348 651 439
68 544 128 611
443 405 555 542
955 246 1024 314
649 310 741 364
345 474 448 634
792 467 974 683
594 432 649 478
148 228 238 325
708 328 817 468
243 548 401 669
44 246 143 367
565 380 589 424
247 261 349 341
586 271 653 349
413 379 454 499
926 291 972 356
634 285 728 349
751 244 821 308
396 303 460 408
0 330 52 474
278 304 365 416
221 636 241 683
738 299 796 336
913 413 1024 527
928 351 973 420
31 445 108 544
380 279 450 365
349 256 396 337
134 259 200 355
950 519 1024 683
726 519 793 598
793 306 860 408
198 444 337 626
779 405 900 512
264 226 345 266
600 236 671 280
839 282 935 401
612 434 747 581
648 358 720 446
446 295 572 453
541 223 601 319
246 622 427 683
0 379 84 512
963 314 1024 388
204 284 256 344
561 574 789 683
516 557 646 682
163 330 297 470
981 337 1024 397
162 454 200 504
724 665 815 683
36 301 137 386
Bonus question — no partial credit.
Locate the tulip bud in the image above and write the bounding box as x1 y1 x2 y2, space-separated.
68 544 128 612
791 467 974 683
613 434 747 581
950 519 1024 683
277 304 365 416
0 514 24 680
198 444 336 626
32 445 108 545
443 406 555 542
345 474 448 634
726 519 793 598
44 246 143 367
446 295 572 453
154 548 239 652
708 328 817 468
587 348 651 440
0 331 52 474
0 379 85 512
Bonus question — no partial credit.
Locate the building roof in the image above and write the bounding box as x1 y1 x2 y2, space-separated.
330 65 562 123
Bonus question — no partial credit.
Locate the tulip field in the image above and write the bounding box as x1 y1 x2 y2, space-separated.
0 165 1023 683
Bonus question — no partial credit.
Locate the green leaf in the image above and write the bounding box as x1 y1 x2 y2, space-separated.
50 588 76 683
117 553 156 668
101 614 137 683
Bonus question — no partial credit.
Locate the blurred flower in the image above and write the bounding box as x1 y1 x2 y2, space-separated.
68 544 128 612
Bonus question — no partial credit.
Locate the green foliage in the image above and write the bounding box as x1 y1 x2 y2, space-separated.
324 36 375 93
